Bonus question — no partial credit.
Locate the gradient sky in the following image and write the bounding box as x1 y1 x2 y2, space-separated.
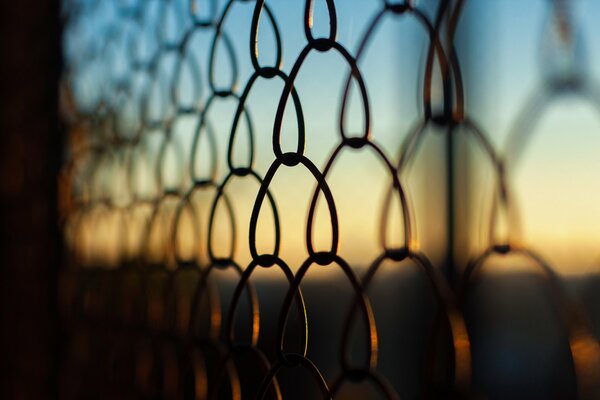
65 0 600 275
463 0 600 274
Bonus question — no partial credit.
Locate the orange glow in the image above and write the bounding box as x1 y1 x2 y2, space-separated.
570 331 600 397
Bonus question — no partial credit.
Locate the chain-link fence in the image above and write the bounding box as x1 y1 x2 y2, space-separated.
58 0 600 398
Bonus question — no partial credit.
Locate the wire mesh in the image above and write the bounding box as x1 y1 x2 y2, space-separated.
58 0 600 398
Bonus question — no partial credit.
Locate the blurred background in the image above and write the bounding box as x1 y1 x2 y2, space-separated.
3 0 600 399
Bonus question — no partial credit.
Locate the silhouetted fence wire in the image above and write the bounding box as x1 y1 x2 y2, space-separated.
58 0 600 398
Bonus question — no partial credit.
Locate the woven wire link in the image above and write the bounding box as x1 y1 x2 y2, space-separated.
58 0 600 398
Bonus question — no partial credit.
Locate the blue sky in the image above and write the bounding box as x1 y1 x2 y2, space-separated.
65 0 600 274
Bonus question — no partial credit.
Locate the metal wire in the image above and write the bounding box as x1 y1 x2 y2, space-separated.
58 0 600 398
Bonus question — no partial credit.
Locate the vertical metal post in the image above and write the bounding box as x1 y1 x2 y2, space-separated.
0 0 61 398
445 123 456 284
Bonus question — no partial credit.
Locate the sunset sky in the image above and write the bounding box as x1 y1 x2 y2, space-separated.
66 0 600 275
